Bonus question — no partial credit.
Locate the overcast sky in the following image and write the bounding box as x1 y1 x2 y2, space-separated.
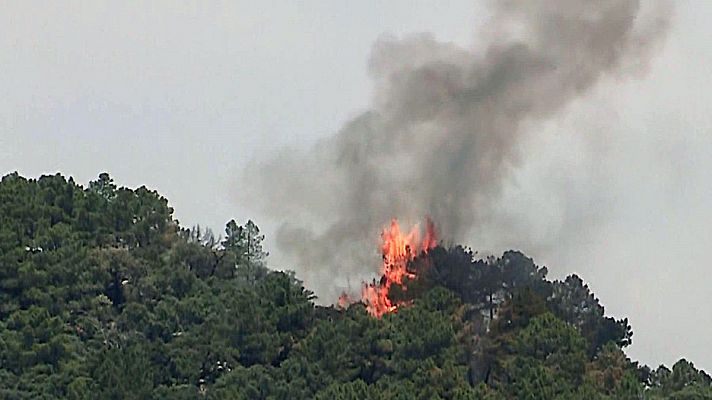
2 1 711 372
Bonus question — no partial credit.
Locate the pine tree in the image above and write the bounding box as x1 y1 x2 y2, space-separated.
222 219 268 267
88 172 117 201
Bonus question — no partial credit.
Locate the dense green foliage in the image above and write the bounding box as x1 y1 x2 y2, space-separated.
0 172 710 399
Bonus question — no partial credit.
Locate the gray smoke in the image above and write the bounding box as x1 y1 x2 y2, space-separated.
244 0 670 301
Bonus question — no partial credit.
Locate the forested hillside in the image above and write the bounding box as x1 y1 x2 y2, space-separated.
0 172 710 399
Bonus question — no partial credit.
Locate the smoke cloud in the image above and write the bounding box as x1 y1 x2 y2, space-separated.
244 0 670 301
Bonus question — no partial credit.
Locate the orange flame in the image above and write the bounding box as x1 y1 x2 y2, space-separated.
356 218 437 318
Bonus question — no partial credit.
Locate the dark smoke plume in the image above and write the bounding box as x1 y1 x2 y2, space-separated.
244 0 670 301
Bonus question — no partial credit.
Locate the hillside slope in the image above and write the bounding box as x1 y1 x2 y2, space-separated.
0 172 709 399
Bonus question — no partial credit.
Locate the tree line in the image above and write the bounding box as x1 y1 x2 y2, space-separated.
0 172 709 399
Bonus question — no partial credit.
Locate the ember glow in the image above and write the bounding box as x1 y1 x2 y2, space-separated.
341 218 437 318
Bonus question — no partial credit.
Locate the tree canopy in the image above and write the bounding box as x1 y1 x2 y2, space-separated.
0 172 709 399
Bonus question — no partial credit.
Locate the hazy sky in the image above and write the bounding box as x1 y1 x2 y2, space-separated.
2 1 711 371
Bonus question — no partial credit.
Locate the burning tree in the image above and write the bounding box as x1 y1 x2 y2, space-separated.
340 218 437 317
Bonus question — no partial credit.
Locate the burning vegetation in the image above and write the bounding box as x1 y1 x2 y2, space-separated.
340 218 438 317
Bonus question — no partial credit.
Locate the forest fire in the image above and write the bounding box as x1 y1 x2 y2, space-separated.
339 218 437 317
